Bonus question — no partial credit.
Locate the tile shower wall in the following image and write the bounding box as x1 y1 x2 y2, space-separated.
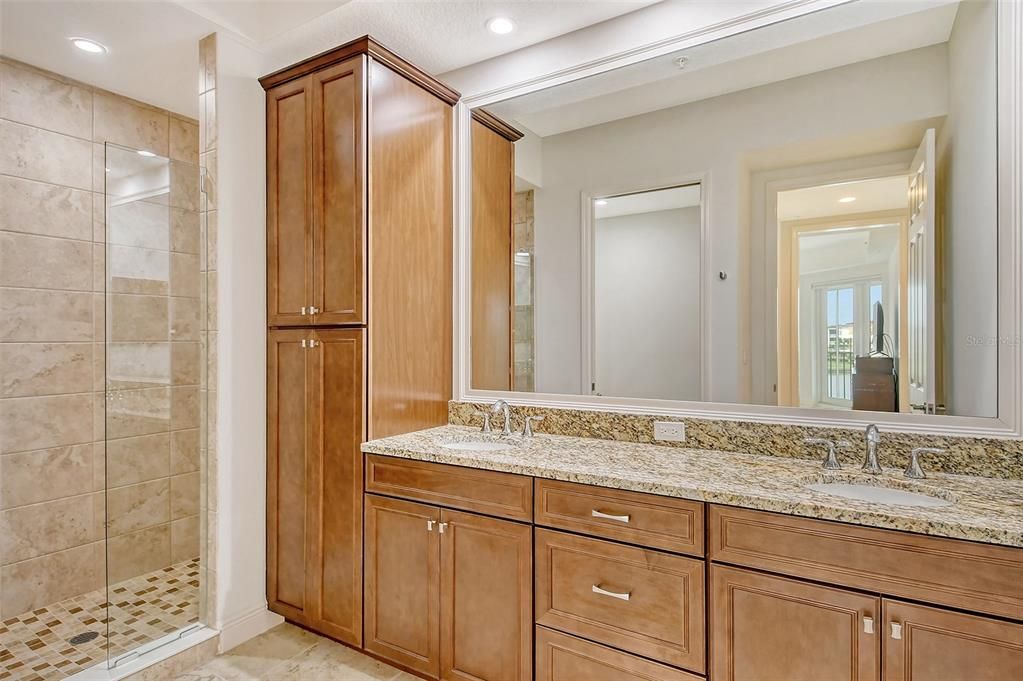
0 58 201 618
512 190 534 391
197 32 218 627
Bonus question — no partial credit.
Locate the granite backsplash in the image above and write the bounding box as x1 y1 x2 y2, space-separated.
449 401 1023 480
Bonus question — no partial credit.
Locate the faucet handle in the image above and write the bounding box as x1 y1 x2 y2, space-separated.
905 447 945 479
804 438 842 470
474 411 493 434
522 415 544 437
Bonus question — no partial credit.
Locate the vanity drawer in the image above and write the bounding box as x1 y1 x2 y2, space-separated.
708 504 1023 621
535 528 705 672
535 479 704 556
536 626 704 681
364 455 532 521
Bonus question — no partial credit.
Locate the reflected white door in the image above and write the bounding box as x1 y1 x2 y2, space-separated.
907 129 936 413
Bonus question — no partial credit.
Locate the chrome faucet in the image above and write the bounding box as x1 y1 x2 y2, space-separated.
803 437 848 471
904 447 945 479
862 424 883 474
490 399 513 437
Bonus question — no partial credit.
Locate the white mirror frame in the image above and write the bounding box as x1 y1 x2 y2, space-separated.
453 0 1023 438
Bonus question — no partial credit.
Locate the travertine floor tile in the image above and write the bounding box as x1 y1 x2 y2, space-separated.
179 624 407 681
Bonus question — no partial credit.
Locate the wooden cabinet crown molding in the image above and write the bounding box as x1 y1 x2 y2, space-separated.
471 108 524 141
259 34 460 105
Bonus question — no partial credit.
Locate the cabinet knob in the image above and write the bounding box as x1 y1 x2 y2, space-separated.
890 622 903 640
309 306 320 314
438 522 448 534
426 520 435 532
863 616 874 634
301 306 308 315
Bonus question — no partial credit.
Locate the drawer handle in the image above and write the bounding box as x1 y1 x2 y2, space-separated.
592 584 631 601
863 617 874 634
890 622 902 640
591 509 630 523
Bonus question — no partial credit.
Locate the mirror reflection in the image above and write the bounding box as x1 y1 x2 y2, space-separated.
469 0 998 418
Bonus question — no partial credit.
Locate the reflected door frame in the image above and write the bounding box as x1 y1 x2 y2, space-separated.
777 209 909 409
579 174 710 401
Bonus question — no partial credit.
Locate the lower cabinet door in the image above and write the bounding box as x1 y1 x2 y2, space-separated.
440 509 532 681
710 564 880 681
883 599 1023 681
536 627 703 681
364 494 441 678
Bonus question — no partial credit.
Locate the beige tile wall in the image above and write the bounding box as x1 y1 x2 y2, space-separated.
198 32 218 627
0 57 203 618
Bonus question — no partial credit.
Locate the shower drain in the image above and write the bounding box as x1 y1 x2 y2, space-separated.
68 631 100 646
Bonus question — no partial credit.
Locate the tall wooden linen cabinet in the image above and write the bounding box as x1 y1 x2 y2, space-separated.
261 37 456 646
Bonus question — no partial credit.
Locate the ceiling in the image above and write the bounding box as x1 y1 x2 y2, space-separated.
262 0 657 76
799 223 902 274
595 184 701 220
0 0 654 119
488 0 960 137
778 175 910 222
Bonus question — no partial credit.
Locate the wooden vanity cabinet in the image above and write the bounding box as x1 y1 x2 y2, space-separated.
883 600 1023 681
364 488 533 681
710 564 880 681
263 36 457 646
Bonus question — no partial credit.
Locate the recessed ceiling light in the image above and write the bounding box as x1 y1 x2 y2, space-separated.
838 196 857 203
137 150 156 157
595 199 608 206
70 37 107 54
487 17 516 35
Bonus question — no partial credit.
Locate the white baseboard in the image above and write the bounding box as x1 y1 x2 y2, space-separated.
217 606 285 652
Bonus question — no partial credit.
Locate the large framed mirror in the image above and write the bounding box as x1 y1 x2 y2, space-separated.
459 0 1022 435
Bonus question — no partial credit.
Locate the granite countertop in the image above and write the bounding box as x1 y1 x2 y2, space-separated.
362 425 1023 548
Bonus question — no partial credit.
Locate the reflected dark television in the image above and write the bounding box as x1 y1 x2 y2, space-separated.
874 301 885 355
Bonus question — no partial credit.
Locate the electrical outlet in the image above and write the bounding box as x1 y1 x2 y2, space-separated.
654 421 686 443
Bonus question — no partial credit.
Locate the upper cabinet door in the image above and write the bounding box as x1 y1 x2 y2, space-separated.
311 57 367 325
883 600 1023 681
267 76 314 326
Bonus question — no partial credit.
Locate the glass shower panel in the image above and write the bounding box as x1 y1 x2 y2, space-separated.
103 143 205 667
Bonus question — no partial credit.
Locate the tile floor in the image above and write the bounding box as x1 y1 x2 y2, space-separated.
0 558 200 681
174 624 415 681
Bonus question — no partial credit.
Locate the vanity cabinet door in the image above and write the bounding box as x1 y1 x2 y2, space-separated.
440 509 532 681
364 494 442 678
267 76 314 327
883 600 1023 681
710 564 880 681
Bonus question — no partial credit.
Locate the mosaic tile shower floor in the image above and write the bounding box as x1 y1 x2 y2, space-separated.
0 558 200 681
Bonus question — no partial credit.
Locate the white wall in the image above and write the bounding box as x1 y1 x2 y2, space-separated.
514 126 543 190
938 0 997 418
531 45 949 400
213 32 282 646
594 207 701 400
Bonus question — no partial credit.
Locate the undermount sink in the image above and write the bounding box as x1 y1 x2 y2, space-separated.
440 440 517 452
804 480 955 508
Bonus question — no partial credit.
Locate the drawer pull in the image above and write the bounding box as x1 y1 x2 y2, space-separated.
863 616 874 634
591 509 631 523
890 622 902 640
592 584 631 601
